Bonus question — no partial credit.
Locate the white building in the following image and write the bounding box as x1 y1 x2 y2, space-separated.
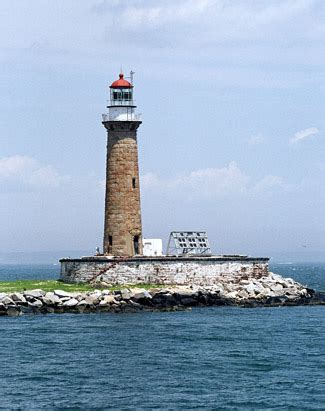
142 239 163 257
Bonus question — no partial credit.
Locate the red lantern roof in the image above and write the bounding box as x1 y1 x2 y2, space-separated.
110 73 133 88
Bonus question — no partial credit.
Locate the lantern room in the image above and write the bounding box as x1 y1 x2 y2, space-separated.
103 71 140 122
109 73 134 106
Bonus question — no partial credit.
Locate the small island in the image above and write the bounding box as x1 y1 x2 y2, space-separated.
1 269 324 317
2 72 324 317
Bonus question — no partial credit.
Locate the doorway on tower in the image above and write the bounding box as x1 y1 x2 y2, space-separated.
133 235 139 255
108 235 113 254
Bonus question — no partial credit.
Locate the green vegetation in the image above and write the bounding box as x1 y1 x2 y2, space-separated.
0 279 166 293
0 280 94 293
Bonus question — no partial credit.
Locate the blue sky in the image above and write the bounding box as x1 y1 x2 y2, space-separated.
0 0 324 256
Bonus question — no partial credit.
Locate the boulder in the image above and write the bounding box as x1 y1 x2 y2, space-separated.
24 289 45 298
152 293 177 306
237 290 249 299
28 299 43 308
251 280 265 290
270 283 283 293
152 292 169 303
215 283 225 292
62 298 79 307
148 288 163 297
120 289 133 300
282 287 300 296
7 306 22 317
1 296 15 305
84 294 101 305
90 290 102 297
11 292 27 303
207 290 222 299
152 288 170 295
54 290 74 298
226 291 238 299
285 294 300 300
132 290 152 301
257 289 275 298
0 303 7 314
222 283 233 292
129 300 143 309
265 296 288 306
100 295 117 305
245 283 260 295
175 289 196 299
77 300 90 306
42 292 62 305
270 273 284 282
180 297 198 306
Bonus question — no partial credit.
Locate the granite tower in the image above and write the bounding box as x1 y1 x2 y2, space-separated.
102 72 143 256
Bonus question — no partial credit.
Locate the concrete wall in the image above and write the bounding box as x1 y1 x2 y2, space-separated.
60 256 269 286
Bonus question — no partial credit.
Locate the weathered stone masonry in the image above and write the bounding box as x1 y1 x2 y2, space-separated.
60 256 269 286
103 121 143 256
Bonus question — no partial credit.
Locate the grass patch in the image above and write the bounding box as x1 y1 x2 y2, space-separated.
0 280 95 293
0 280 169 293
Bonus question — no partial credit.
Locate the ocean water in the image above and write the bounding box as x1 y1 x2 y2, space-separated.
0 263 324 410
0 264 60 282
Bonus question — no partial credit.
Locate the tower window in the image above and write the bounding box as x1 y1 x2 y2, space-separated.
132 177 136 189
133 235 139 255
109 236 113 246
113 91 122 100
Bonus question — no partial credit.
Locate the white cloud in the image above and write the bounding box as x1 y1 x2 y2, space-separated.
115 0 214 29
0 155 69 190
141 162 288 200
90 1 325 89
254 175 284 192
1 1 323 89
0 155 34 178
246 135 265 145
141 162 249 199
5 1 316 57
94 0 316 34
173 162 249 197
290 127 319 143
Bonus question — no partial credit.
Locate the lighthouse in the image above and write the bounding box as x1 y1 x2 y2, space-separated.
60 73 270 286
102 72 143 256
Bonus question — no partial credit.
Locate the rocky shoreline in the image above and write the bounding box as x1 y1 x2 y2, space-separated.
1 272 324 317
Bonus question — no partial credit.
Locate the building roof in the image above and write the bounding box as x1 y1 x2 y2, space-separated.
110 73 133 89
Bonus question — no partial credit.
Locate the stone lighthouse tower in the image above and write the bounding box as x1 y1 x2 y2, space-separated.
102 72 143 256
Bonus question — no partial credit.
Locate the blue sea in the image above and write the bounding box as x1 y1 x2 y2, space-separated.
0 263 324 410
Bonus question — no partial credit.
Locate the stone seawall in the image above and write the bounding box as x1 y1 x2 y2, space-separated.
60 255 269 286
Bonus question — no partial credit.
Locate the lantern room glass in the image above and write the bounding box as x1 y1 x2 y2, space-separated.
110 88 133 106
